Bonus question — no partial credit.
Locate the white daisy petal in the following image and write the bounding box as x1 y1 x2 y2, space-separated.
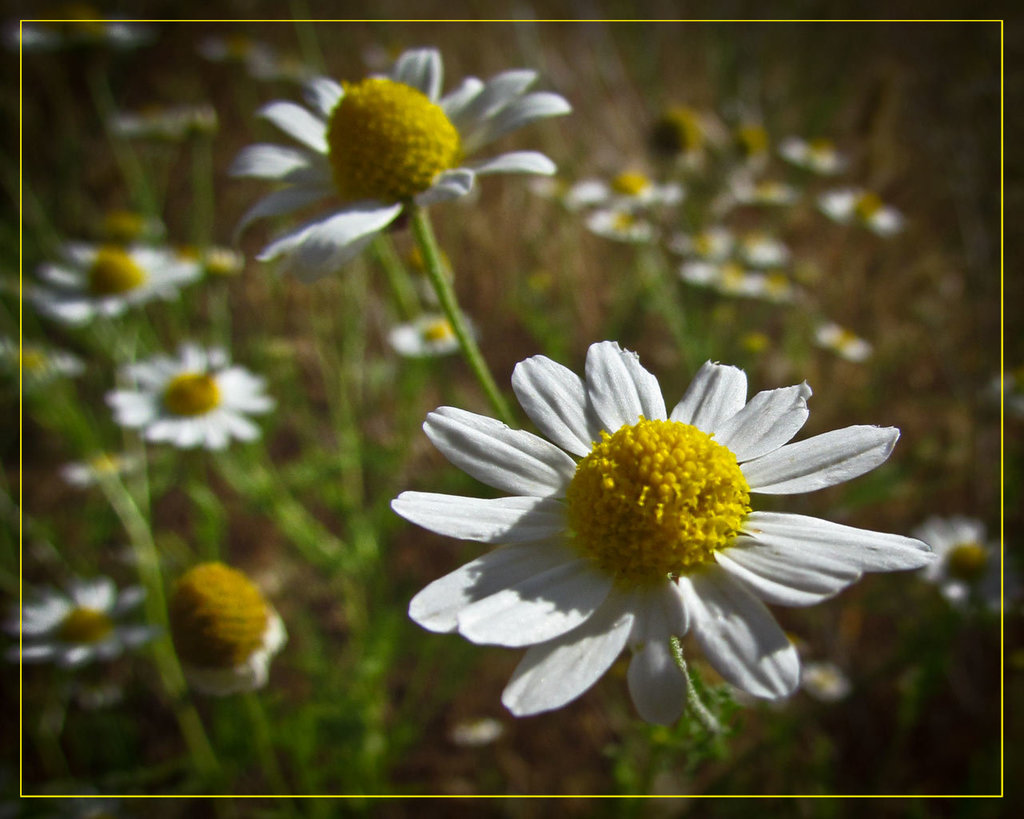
303 76 344 117
391 491 566 543
71 577 116 611
391 47 442 101
457 559 613 647
511 353 603 457
424 406 578 497
468 151 556 176
585 341 667 432
257 101 328 153
501 592 633 716
626 585 690 724
742 425 900 494
679 566 800 699
454 69 537 124
669 361 748 432
235 184 334 238
409 539 581 633
414 169 475 206
714 383 813 461
439 76 486 125
467 91 572 153
229 143 320 180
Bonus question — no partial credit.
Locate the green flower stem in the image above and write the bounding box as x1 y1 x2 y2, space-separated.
97 471 221 780
669 635 722 735
409 207 516 426
243 692 296 803
372 234 421 322
190 132 215 250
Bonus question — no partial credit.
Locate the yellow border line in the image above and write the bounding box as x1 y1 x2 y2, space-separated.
16 15 1007 802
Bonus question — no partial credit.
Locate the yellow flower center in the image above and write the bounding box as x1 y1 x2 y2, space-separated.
809 137 834 153
422 319 455 343
224 33 254 59
325 77 461 204
855 192 884 220
736 124 769 157
163 373 221 416
741 331 770 353
720 262 746 289
169 562 270 669
946 542 989 581
102 210 146 243
650 107 704 157
21 348 48 371
87 247 146 295
611 172 651 197
611 212 637 232
204 248 243 276
765 272 790 294
566 418 751 586
88 453 120 474
58 607 114 644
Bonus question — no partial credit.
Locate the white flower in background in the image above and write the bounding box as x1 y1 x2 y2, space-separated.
988 367 1024 419
727 176 800 209
107 344 274 450
6 577 155 668
585 208 655 243
32 242 202 326
9 13 154 52
392 341 932 722
815 322 872 362
565 171 683 212
198 33 312 82
668 226 734 262
680 262 795 303
739 233 791 269
60 452 140 488
819 188 904 236
733 122 771 165
389 313 470 358
649 105 724 165
449 716 505 747
912 517 1011 611
232 47 571 280
0 337 84 387
169 562 287 695
176 245 246 277
779 136 846 175
801 661 852 702
110 103 218 141
99 209 165 245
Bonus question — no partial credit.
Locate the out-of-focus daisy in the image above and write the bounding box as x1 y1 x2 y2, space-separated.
10 9 154 52
987 367 1024 418
649 105 723 165
733 122 770 166
198 31 276 68
169 562 287 695
389 313 474 358
585 208 656 243
564 171 683 212
819 188 904 236
815 322 872 362
232 47 571 280
32 243 202 326
392 340 932 722
680 262 795 303
912 517 1011 611
176 245 246 278
110 104 218 141
0 337 84 387
107 344 274 450
727 176 800 209
6 577 155 668
779 136 846 175
739 233 790 269
449 716 505 747
669 226 734 262
60 452 140 488
99 209 165 245
801 661 852 702
741 331 772 355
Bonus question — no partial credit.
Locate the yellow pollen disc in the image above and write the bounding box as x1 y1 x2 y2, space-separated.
694 233 714 256
721 262 746 286
87 247 146 295
58 607 114 644
611 172 651 196
612 212 637 231
835 329 860 349
947 542 988 581
650 107 703 157
736 124 769 156
89 453 120 474
566 418 751 586
326 77 461 204
224 33 254 59
809 137 834 153
169 562 270 669
855 192 884 220
741 331 771 353
102 210 146 243
21 349 48 371
766 272 789 292
422 319 455 343
163 373 221 416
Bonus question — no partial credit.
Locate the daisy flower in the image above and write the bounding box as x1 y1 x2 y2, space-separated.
9 10 154 53
110 103 218 141
815 322 873 362
912 516 1011 611
176 245 246 277
585 208 656 243
779 136 846 175
801 661 852 702
60 452 140 488
818 188 904 236
725 176 800 210
107 343 274 450
988 367 1024 419
565 171 683 212
680 262 795 303
6 577 155 668
32 242 202 326
169 562 287 695
649 105 722 165
669 226 734 262
232 47 571 280
0 336 84 387
733 122 771 166
450 716 505 747
392 341 933 722
389 313 470 358
739 233 791 269
99 209 165 245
